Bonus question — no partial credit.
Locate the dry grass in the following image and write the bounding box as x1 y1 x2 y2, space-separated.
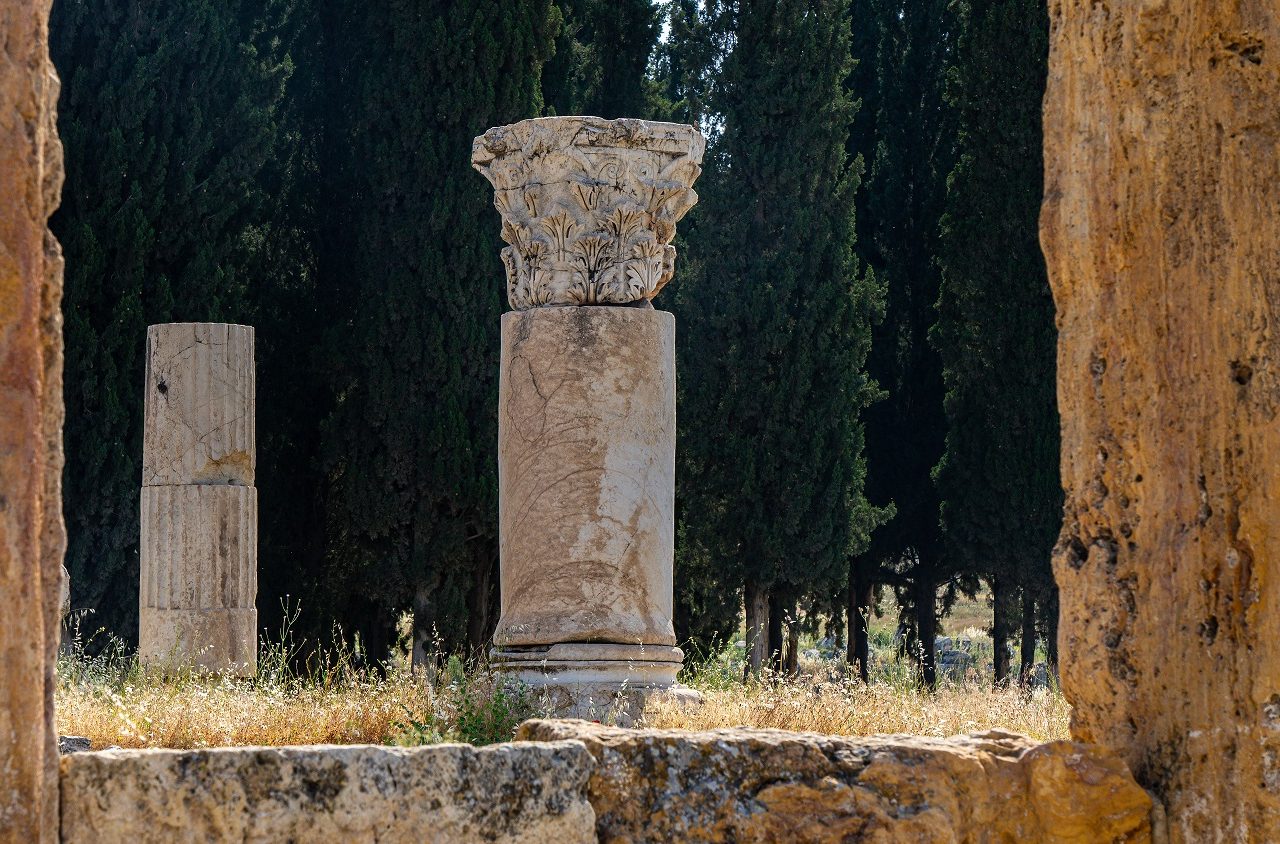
58 655 1069 749
644 675 1069 741
57 673 432 749
55 622 537 749
57 604 1068 749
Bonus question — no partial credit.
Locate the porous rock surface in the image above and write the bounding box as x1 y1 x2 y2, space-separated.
59 740 596 843
1041 0 1280 839
518 720 1153 843
0 0 64 840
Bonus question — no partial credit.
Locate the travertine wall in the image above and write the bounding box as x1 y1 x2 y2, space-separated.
519 720 1153 843
56 724 1153 844
1042 0 1280 839
60 741 595 843
0 0 63 841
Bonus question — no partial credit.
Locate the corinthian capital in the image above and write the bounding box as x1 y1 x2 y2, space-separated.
472 116 705 310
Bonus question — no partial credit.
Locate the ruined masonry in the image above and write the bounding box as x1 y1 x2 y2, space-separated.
0 0 65 839
472 117 703 715
138 323 257 676
7 1 1280 840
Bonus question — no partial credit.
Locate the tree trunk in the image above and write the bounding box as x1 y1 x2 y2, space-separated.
743 578 770 678
411 582 439 674
914 572 937 689
784 617 800 675
767 591 785 673
1043 586 1060 677
847 560 871 682
991 575 1013 687
1019 589 1036 684
464 539 498 660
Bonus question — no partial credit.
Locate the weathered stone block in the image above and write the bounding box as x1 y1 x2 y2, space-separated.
59 741 597 843
138 484 257 674
143 322 255 486
518 720 1154 843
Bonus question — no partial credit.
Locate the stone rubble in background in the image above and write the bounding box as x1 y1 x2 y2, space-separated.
57 736 91 754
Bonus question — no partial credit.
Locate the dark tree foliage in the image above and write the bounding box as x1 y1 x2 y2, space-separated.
47 0 1063 674
51 0 293 644
543 0 660 118
851 0 962 687
673 0 884 671
315 1 558 661
659 0 731 651
932 0 1060 684
250 5 331 644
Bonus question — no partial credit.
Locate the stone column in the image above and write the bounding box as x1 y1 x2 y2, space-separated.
473 117 703 714
0 0 64 839
1042 1 1280 839
139 323 257 676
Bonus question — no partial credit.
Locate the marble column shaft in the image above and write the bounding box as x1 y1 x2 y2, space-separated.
139 323 257 675
493 307 681 684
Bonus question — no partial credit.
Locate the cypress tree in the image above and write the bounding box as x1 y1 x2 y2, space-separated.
316 1 558 660
543 0 660 118
659 0 731 653
674 0 884 674
851 0 960 688
51 1 293 642
932 0 1060 685
248 5 329 643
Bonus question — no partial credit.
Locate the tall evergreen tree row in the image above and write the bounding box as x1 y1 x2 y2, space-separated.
52 0 294 642
314 0 561 660
672 0 885 674
543 0 660 117
932 0 1060 683
51 0 1059 685
847 0 960 688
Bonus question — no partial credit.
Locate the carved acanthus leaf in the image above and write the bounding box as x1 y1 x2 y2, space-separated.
473 116 704 309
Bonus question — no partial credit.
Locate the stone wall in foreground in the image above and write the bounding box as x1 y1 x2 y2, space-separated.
59 740 596 844
60 721 1153 843
1041 1 1280 839
519 720 1153 843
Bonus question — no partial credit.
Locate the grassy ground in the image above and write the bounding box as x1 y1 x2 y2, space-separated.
57 599 1068 749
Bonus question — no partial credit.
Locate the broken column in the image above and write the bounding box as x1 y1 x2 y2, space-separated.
472 117 704 715
1042 1 1280 838
139 323 257 676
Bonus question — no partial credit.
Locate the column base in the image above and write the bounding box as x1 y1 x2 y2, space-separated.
492 643 701 725
139 607 257 677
